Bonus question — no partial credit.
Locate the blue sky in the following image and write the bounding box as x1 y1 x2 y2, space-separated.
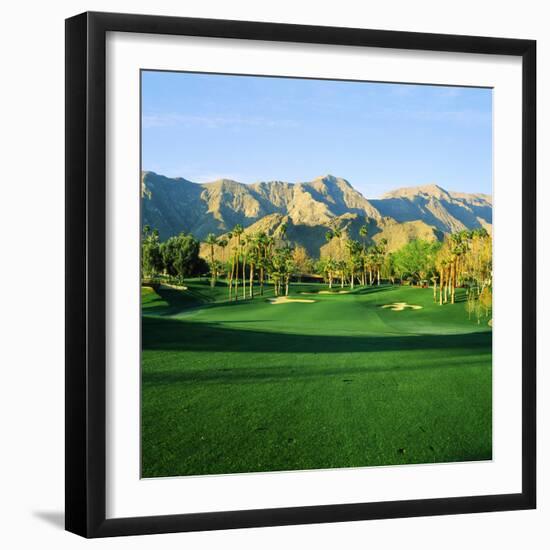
141 71 492 198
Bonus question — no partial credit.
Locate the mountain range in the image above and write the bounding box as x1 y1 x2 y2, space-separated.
141 171 492 257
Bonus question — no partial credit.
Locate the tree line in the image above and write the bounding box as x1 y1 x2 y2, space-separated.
142 222 492 321
141 225 206 283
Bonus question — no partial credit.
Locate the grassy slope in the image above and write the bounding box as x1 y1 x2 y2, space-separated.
141 280 492 477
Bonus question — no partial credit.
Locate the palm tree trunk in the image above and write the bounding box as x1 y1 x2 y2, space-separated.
260 266 264 296
209 245 215 287
229 257 234 300
234 255 239 301
249 262 254 298
444 266 448 303
451 262 455 304
242 256 247 300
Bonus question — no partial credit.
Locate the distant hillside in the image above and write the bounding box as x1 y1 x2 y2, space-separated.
142 172 491 258
370 183 492 235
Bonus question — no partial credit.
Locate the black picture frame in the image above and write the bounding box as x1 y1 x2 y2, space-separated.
65 11 536 538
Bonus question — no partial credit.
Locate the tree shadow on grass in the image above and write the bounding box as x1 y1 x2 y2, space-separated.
142 316 492 355
144 284 406 317
143 354 491 387
143 287 270 316
142 288 204 315
351 285 398 295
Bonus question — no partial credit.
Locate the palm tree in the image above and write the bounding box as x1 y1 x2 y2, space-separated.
435 243 452 305
366 245 377 285
449 232 466 304
264 234 275 295
247 234 260 298
359 224 369 285
332 227 343 261
256 232 268 296
226 231 234 300
324 230 336 287
326 257 336 289
345 239 361 289
218 238 228 263
278 222 288 246
204 233 218 287
377 238 388 285
231 224 244 300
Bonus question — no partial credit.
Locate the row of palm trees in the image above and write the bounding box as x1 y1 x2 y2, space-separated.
434 228 491 307
203 222 391 300
322 225 388 289
145 220 491 319
205 223 292 299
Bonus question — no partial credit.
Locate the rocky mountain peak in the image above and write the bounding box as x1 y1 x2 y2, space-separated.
382 183 451 200
141 171 492 256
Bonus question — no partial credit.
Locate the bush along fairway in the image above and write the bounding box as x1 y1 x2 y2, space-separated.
141 279 492 477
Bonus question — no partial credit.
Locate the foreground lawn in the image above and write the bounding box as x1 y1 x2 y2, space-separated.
141 281 492 477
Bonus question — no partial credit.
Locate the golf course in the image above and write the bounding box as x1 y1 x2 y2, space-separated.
141 280 492 478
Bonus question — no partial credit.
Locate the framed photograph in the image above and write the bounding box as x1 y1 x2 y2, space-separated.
65 11 536 537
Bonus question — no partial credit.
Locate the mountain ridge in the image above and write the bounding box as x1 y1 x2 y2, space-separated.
141 171 492 256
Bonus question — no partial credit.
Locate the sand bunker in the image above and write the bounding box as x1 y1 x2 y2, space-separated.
160 283 188 291
381 302 423 311
269 297 316 305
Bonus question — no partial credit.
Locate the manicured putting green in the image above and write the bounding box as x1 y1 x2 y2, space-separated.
141 280 492 478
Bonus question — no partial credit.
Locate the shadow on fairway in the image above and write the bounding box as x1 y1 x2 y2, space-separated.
142 354 490 386
351 285 398 295
142 288 205 315
297 285 398 296
142 316 492 355
144 287 272 316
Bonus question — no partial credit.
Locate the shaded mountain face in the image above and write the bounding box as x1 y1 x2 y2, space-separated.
142 172 491 257
142 172 381 238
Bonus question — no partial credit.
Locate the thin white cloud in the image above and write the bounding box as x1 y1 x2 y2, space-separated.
362 108 491 125
142 112 300 130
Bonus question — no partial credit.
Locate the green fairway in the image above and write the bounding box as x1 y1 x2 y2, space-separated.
141 280 492 477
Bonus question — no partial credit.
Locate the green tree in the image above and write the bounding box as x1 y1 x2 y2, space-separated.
375 238 388 285
204 233 219 287
270 246 295 296
160 232 203 283
141 226 162 281
317 257 336 289
278 222 288 246
393 239 441 284
345 239 362 289
359 224 369 285
292 245 314 281
229 224 244 301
